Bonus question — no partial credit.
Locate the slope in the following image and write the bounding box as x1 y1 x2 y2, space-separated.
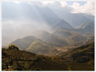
77 20 94 29
50 8 94 28
52 27 74 39
52 27 87 45
2 48 68 70
60 42 94 70
32 30 69 46
10 36 39 50
51 19 74 30
65 34 87 45
11 36 66 56
61 42 94 63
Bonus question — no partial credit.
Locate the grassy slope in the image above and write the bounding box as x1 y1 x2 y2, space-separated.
2 42 94 71
2 48 68 71
60 42 94 70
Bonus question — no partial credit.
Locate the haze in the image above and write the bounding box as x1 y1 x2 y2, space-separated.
2 1 94 46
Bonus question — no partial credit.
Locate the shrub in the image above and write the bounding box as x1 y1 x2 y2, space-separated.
8 44 19 50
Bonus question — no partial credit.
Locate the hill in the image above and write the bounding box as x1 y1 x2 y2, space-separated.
52 27 74 39
50 8 94 27
2 48 68 70
52 27 87 45
51 19 74 30
11 36 38 50
77 20 94 29
59 42 94 70
2 42 94 71
11 36 66 56
32 30 69 45
61 42 94 63
65 34 87 45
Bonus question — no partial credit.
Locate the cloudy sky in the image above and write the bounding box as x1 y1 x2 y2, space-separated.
12 1 94 15
2 1 95 28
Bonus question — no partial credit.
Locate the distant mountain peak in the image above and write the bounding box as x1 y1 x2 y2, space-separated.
51 19 74 31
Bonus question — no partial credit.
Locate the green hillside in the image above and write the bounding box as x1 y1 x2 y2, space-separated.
60 42 94 70
65 34 87 45
61 42 94 62
11 36 38 50
52 27 87 45
52 28 73 39
2 42 94 71
2 48 68 71
27 40 49 54
11 36 65 56
32 30 69 45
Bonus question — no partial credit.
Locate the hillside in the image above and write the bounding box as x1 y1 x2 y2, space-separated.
11 36 66 56
73 36 94 47
52 27 87 44
50 8 94 27
59 42 94 70
65 34 87 45
77 20 94 29
2 48 68 71
61 42 94 63
32 30 69 45
51 19 74 30
11 36 38 50
52 27 74 39
2 42 94 71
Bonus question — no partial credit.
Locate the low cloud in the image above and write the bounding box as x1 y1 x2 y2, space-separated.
70 1 94 15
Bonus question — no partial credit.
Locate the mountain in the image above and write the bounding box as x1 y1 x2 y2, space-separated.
61 42 94 63
65 34 87 45
50 8 94 28
51 19 74 30
82 24 94 34
73 36 94 47
55 24 94 35
77 20 94 29
11 36 38 50
2 23 40 46
27 40 49 54
10 35 67 56
32 30 69 45
52 27 74 39
52 27 87 45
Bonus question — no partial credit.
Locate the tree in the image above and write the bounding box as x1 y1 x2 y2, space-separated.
8 44 19 50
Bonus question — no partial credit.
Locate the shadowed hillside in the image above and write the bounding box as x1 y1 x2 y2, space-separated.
32 30 69 45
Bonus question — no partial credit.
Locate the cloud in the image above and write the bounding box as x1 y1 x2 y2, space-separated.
27 1 94 15
71 1 94 15
41 1 54 5
60 1 68 7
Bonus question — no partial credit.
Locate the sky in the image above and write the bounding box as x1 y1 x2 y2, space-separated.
66 1 87 5
12 1 94 15
2 1 95 29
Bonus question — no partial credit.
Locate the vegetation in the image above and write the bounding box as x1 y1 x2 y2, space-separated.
2 42 94 71
8 44 19 50
32 30 69 45
10 35 69 56
2 48 68 71
65 34 87 45
60 42 94 70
